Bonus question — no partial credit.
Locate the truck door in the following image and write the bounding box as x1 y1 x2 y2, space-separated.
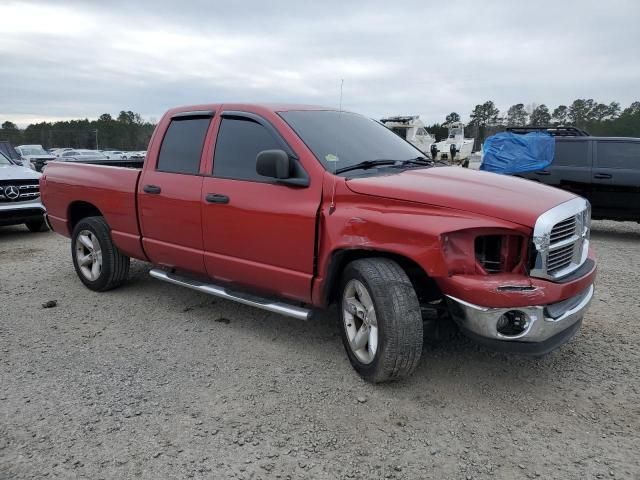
591 140 640 220
138 112 214 274
201 111 322 302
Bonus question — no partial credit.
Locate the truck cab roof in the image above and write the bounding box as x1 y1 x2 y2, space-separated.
165 103 339 117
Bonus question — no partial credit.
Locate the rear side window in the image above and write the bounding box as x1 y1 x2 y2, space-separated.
213 117 281 181
597 141 640 169
157 117 211 174
553 141 589 167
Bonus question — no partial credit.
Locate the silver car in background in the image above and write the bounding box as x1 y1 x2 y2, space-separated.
0 151 47 232
57 149 109 162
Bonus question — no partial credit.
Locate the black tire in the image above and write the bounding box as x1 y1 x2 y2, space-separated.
25 219 48 232
339 258 423 383
71 216 130 291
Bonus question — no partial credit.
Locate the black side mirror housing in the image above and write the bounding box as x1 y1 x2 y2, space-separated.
256 149 290 179
256 149 309 187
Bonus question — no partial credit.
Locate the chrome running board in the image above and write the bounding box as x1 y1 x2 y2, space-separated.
149 268 312 321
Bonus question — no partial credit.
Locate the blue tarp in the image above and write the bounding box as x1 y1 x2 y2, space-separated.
480 132 554 174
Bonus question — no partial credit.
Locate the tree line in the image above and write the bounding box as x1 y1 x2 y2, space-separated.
2 100 640 152
425 99 640 146
0 111 155 151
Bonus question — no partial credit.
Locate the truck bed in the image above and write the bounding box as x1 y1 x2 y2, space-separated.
41 161 145 259
59 158 145 169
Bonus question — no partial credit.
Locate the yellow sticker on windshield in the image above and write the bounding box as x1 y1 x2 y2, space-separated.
325 153 339 162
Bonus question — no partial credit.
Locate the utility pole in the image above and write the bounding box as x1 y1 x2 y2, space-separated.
94 129 99 150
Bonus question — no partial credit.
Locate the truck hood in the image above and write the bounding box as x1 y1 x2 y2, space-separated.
345 167 576 227
0 163 42 180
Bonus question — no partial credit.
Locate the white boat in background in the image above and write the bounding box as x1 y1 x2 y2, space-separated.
431 121 475 165
380 115 436 154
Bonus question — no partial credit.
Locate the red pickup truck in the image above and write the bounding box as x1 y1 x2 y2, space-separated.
40 104 596 382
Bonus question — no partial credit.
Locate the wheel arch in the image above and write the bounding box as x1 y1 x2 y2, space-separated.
68 201 104 231
320 248 442 307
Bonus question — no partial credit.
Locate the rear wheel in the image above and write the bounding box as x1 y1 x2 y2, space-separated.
339 258 423 383
25 219 48 232
71 216 130 291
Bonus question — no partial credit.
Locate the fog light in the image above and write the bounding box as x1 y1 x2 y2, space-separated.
496 310 528 336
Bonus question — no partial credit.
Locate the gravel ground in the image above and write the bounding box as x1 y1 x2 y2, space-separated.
1 220 639 479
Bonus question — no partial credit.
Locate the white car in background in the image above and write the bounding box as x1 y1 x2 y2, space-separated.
15 144 56 172
0 151 47 232
50 148 73 157
127 151 146 160
102 150 128 160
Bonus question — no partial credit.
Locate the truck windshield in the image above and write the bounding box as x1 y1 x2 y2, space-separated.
280 110 425 175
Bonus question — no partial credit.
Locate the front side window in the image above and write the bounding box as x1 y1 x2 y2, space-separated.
213 117 282 181
0 152 11 165
280 111 423 175
157 117 211 174
597 141 640 169
553 140 589 167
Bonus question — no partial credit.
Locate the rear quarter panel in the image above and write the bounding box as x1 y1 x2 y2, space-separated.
41 161 145 259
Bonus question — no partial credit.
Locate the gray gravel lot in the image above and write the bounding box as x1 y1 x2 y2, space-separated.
1 220 639 479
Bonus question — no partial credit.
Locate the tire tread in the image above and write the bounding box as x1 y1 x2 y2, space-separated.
71 216 130 291
340 258 423 383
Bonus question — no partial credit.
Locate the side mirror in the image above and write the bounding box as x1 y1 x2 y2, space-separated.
256 149 290 179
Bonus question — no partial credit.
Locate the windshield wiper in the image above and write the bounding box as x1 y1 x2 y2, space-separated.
334 159 398 174
392 156 434 168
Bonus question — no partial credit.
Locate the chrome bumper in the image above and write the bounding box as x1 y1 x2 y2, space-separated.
447 285 593 345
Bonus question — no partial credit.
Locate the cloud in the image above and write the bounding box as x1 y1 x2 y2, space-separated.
1 0 639 126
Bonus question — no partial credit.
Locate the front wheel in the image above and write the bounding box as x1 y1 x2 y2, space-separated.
71 216 130 291
339 258 423 383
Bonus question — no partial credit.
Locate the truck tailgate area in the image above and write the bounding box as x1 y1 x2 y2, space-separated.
41 161 144 258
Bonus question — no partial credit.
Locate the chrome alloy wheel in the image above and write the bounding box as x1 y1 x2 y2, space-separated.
342 279 378 364
75 230 103 281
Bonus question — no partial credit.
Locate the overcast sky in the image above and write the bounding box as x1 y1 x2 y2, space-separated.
1 0 639 126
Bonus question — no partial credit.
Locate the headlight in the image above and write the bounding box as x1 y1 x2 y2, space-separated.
442 230 526 275
475 234 524 274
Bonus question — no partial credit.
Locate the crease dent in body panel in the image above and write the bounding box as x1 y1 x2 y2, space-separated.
344 216 371 245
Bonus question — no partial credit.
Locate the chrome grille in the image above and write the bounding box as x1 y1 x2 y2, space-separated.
550 216 576 243
530 198 590 281
0 182 40 202
547 243 575 273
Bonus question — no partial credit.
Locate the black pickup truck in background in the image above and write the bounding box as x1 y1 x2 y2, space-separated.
515 127 640 222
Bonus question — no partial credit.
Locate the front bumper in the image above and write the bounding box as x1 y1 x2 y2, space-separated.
446 284 593 355
0 201 46 226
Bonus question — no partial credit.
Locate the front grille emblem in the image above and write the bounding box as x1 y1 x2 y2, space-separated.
4 185 20 200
